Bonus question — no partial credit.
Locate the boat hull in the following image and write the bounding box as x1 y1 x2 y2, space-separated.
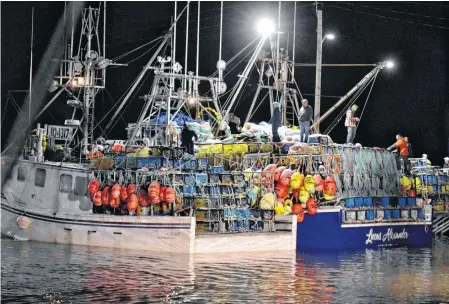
297 209 433 250
1 197 296 253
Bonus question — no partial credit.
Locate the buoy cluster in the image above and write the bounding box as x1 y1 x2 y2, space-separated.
88 179 177 215
248 164 338 223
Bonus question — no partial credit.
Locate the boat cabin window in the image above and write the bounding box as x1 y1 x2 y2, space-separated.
74 176 88 196
17 167 27 181
59 174 72 193
34 168 46 187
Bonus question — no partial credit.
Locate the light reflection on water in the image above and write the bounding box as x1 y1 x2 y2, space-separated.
1 237 449 303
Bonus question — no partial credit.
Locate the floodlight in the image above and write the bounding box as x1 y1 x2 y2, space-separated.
256 19 275 36
385 61 394 69
325 33 335 40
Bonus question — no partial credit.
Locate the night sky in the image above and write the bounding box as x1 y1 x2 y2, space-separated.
2 1 448 164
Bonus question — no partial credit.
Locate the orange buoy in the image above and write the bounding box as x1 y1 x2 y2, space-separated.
159 186 167 203
408 189 416 198
120 187 128 201
148 182 160 200
110 197 120 208
138 189 149 207
279 169 293 187
165 187 176 203
127 193 139 212
111 184 121 199
92 190 102 207
111 143 125 153
87 151 104 159
324 176 337 196
88 180 100 194
275 184 289 199
274 166 287 183
127 184 137 195
151 196 161 205
262 164 277 179
102 186 110 206
292 204 304 223
314 174 324 192
306 198 318 215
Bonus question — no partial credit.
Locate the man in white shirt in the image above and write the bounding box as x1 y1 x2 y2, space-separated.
345 105 360 144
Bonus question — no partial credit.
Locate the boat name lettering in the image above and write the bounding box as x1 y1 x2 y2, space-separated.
365 228 408 245
47 125 74 140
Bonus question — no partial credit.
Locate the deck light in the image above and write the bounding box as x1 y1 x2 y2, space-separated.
256 19 275 36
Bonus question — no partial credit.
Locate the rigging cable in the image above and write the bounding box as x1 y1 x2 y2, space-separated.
325 3 449 30
323 76 374 135
323 71 379 135
355 72 378 131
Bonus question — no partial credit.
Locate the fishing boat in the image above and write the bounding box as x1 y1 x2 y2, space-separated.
2 2 444 253
1 2 298 254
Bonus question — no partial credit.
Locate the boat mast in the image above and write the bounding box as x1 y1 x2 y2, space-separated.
83 7 95 155
314 2 323 132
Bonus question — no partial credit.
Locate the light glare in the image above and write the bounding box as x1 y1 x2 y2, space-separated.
385 61 394 69
256 19 275 36
325 33 335 40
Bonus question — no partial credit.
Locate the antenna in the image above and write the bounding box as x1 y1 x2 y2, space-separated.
183 2 190 92
29 7 34 125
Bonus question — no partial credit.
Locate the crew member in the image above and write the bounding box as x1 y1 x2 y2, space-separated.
298 99 313 143
387 134 410 174
443 157 449 168
181 122 197 155
345 105 360 144
271 102 281 142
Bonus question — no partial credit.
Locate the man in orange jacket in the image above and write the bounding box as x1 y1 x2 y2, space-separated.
387 134 410 174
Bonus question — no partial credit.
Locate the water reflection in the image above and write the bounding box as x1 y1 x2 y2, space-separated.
2 238 449 303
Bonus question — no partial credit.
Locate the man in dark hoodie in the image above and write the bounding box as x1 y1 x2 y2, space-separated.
181 122 197 154
271 102 281 142
298 99 313 143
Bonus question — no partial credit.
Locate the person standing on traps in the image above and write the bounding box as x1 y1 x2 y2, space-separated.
345 105 360 144
298 99 313 143
181 122 197 155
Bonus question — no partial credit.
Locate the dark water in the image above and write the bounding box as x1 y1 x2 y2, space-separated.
2 237 449 304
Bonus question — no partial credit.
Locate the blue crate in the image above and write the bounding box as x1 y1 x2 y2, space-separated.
345 198 355 208
183 186 196 196
363 197 373 207
195 174 208 186
210 166 225 174
137 157 162 169
197 157 209 170
173 159 196 170
354 197 363 208
392 209 400 219
399 197 407 207
381 197 390 207
366 210 375 221
384 210 392 220
184 175 196 186
114 156 126 168
407 197 416 207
